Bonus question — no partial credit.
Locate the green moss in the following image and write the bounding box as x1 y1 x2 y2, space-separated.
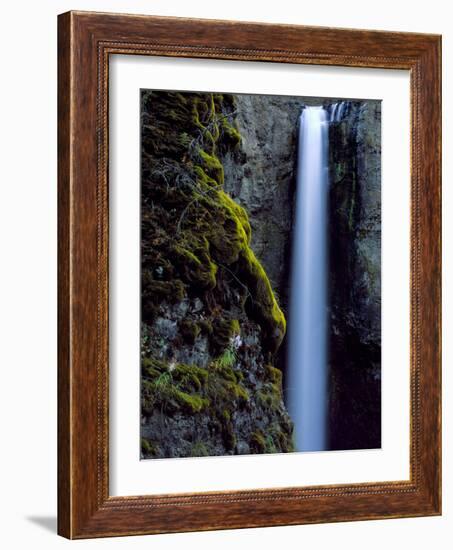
266 423 295 453
212 93 241 149
173 245 201 265
193 165 219 188
229 381 249 403
172 363 209 392
265 364 283 386
223 425 236 450
264 434 278 454
250 430 266 453
220 192 252 242
179 319 201 344
142 90 285 352
191 95 219 154
221 120 241 147
217 347 236 368
219 409 236 450
208 361 249 404
190 170 285 352
170 238 218 290
231 319 240 333
207 190 252 257
178 132 192 148
141 363 210 415
142 357 167 378
238 245 286 353
211 318 240 354
172 389 209 413
250 425 293 454
141 437 156 456
189 441 209 457
142 276 186 301
141 276 186 322
191 99 208 131
255 365 285 413
198 319 213 336
256 383 281 411
141 87 288 446
141 352 252 453
198 149 224 185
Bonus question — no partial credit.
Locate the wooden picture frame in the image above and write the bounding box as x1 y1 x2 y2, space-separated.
58 10 441 539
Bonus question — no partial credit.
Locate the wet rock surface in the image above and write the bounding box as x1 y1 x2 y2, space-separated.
328 100 381 450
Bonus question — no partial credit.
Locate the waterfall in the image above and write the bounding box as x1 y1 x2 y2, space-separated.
286 106 329 452
330 100 348 122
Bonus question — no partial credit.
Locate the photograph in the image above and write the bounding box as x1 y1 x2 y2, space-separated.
140 89 382 459
0 1 445 544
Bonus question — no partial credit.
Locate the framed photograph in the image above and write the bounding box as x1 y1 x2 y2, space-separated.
58 11 441 538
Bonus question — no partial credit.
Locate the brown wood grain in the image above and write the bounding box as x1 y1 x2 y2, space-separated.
57 10 442 539
57 11 71 538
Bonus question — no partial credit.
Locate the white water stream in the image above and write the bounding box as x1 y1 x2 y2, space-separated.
286 106 330 452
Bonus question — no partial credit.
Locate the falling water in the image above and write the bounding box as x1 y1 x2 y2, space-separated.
286 106 329 452
330 100 348 123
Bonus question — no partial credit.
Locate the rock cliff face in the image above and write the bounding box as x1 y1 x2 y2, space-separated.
140 91 293 459
222 95 333 313
328 101 381 449
222 95 301 308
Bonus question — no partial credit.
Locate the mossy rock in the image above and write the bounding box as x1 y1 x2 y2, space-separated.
211 318 240 355
141 89 285 353
198 149 224 185
140 90 292 458
179 319 201 344
250 430 266 453
189 441 209 457
141 363 210 415
141 437 157 457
